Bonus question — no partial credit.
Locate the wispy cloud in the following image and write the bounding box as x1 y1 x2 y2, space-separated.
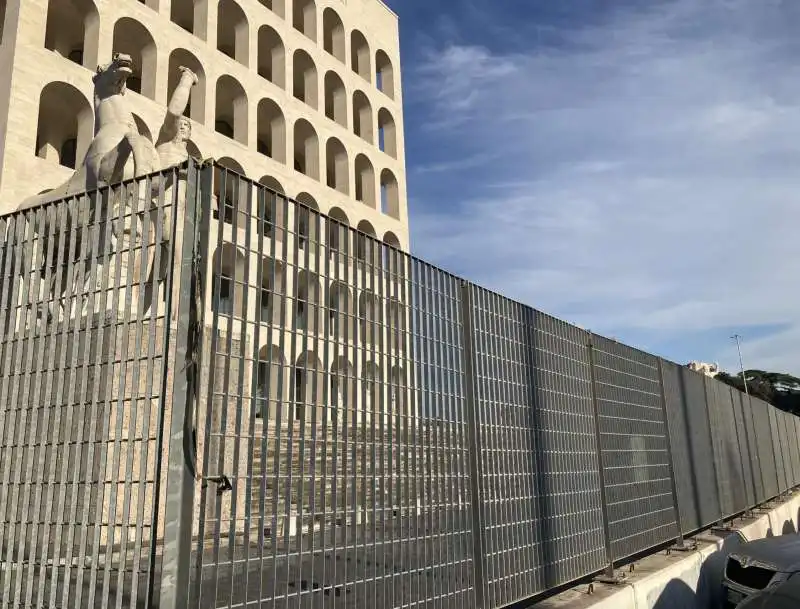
405 0 800 373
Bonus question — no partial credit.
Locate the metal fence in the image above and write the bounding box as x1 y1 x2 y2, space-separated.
1 159 799 609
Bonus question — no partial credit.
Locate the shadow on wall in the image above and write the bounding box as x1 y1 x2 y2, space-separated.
650 532 746 609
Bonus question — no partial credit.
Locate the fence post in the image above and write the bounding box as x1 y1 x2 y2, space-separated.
459 281 486 609
656 359 696 551
587 334 624 584
158 160 205 609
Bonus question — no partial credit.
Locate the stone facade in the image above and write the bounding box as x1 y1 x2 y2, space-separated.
0 0 408 251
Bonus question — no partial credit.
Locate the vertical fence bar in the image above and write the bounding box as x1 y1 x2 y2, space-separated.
159 161 204 609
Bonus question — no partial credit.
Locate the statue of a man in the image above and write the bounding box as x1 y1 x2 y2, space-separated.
155 66 200 170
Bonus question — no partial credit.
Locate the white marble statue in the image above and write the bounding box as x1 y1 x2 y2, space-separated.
17 52 199 212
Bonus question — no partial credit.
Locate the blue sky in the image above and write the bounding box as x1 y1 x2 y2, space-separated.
385 0 800 375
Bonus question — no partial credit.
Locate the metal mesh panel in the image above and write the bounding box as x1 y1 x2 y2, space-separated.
772 408 792 492
731 391 756 509
589 336 677 562
679 368 721 529
793 417 800 488
468 289 605 606
777 410 794 491
768 406 785 498
706 379 747 517
0 171 182 608
743 395 765 505
187 167 475 609
660 361 700 535
754 399 778 501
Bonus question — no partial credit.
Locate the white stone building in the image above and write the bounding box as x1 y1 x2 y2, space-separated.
0 0 414 540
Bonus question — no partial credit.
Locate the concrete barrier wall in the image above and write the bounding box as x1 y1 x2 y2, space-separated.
570 492 800 609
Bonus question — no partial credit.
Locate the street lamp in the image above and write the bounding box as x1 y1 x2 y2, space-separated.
731 334 749 396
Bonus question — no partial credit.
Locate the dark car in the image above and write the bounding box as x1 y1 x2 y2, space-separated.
734 575 800 608
723 535 800 608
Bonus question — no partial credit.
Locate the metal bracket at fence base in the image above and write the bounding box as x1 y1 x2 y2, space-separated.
593 566 627 586
201 475 233 496
711 521 737 536
667 538 699 554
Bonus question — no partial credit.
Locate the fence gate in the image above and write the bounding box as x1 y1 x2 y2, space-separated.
0 167 191 608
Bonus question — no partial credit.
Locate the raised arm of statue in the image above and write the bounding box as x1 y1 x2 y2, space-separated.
156 66 199 146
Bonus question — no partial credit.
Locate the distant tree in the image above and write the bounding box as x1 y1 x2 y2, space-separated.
716 369 800 415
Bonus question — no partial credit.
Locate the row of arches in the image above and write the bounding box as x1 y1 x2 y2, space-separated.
214 166 401 247
46 0 396 100
212 249 407 350
254 348 407 422
33 76 400 218
214 150 400 219
42 10 399 159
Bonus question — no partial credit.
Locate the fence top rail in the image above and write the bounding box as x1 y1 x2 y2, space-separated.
2 161 192 219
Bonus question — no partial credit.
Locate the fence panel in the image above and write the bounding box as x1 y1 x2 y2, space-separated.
754 399 778 501
589 336 677 562
186 167 475 609
767 406 785 498
0 171 184 609
731 391 757 509
706 379 747 517
794 417 800 488
773 408 792 492
467 288 605 607
743 395 766 505
660 360 700 535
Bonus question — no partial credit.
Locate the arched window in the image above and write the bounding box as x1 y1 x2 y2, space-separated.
378 108 397 158
213 158 247 225
322 8 345 62
295 270 322 333
293 119 319 180
293 50 318 109
380 169 400 219
376 50 395 99
327 207 350 255
35 82 93 170
259 0 284 18
255 344 286 420
358 287 380 345
44 0 99 68
356 219 377 265
351 30 370 81
258 257 284 326
168 48 206 123
326 138 349 195
170 0 200 35
295 193 319 251
328 282 352 338
211 243 247 318
257 25 285 88
324 71 347 127
293 0 317 42
217 0 249 66
256 98 286 163
353 91 373 144
257 176 286 239
330 356 354 422
354 154 375 208
383 231 401 249
112 17 157 99
215 75 248 144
